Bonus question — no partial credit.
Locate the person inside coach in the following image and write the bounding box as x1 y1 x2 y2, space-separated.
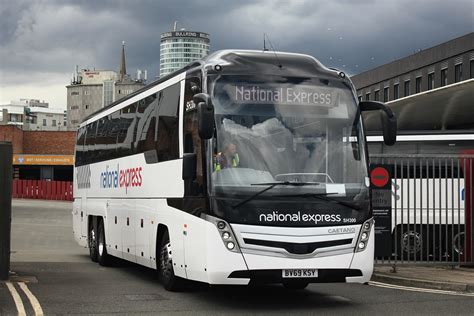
214 141 240 171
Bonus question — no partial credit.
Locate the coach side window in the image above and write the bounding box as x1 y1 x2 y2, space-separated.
184 77 204 195
116 103 137 158
95 116 110 162
84 122 98 164
134 93 158 153
75 126 87 166
156 83 180 161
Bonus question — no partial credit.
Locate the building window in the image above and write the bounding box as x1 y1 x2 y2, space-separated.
440 68 447 87
471 60 474 79
358 95 362 102
404 80 410 96
70 91 79 96
383 87 389 102
43 119 47 126
393 84 399 100
374 90 380 101
85 104 89 109
454 64 463 83
428 73 434 90
52 120 57 126
415 77 422 93
365 92 370 101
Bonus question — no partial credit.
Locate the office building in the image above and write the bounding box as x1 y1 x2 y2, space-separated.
66 42 146 129
0 99 67 131
160 24 210 77
351 33 473 102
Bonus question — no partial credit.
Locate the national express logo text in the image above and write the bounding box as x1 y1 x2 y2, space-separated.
100 165 143 193
259 211 342 225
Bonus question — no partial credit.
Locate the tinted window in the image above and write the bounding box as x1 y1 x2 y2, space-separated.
84 122 98 164
157 83 180 161
75 127 87 166
95 116 109 162
116 103 137 158
134 94 158 153
183 77 204 195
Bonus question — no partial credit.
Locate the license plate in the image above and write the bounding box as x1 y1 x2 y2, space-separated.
282 269 317 278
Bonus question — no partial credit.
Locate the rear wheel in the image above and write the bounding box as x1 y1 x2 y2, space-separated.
97 219 111 266
88 220 98 262
159 230 183 291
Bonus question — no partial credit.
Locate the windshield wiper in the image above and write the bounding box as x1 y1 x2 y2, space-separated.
275 193 361 210
231 181 320 209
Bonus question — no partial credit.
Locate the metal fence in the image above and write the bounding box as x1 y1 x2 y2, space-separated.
12 179 74 201
371 154 474 266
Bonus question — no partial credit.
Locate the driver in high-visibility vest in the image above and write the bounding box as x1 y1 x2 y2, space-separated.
214 142 240 171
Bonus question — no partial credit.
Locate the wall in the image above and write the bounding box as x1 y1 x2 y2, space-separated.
0 126 24 154
23 131 76 155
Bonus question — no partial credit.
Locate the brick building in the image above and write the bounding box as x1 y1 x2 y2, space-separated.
0 125 76 181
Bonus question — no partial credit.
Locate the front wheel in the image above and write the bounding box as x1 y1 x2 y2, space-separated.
159 231 183 291
97 219 111 266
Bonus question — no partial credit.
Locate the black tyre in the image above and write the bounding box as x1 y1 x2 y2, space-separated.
159 230 183 291
97 219 111 266
282 281 309 290
88 219 98 262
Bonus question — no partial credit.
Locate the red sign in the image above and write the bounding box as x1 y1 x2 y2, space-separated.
371 167 389 188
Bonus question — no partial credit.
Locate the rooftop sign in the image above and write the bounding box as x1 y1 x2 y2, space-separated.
160 31 210 42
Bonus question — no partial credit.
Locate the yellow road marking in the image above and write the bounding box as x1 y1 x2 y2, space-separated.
5 282 26 316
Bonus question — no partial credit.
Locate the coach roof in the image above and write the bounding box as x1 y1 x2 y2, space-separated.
80 50 344 126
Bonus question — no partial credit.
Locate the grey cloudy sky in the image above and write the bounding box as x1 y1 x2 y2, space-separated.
0 0 472 109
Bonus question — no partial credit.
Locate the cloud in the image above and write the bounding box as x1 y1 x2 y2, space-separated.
0 0 472 108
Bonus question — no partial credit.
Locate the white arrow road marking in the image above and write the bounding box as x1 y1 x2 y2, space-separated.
369 281 474 297
18 282 44 316
5 282 26 316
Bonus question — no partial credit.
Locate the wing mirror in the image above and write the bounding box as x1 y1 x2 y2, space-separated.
193 93 214 140
359 101 397 146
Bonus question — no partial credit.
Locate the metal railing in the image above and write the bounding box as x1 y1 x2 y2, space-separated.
371 154 474 266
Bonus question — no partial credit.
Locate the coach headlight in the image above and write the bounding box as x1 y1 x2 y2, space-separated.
203 214 241 253
356 218 373 252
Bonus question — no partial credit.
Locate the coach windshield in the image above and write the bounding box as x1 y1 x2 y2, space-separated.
207 75 370 226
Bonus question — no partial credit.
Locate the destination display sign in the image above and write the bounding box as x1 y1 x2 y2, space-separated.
224 84 336 107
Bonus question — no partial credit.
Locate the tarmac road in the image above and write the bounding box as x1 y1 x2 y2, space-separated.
1 199 474 315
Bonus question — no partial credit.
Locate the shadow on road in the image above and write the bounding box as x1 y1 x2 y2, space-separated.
110 257 356 311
